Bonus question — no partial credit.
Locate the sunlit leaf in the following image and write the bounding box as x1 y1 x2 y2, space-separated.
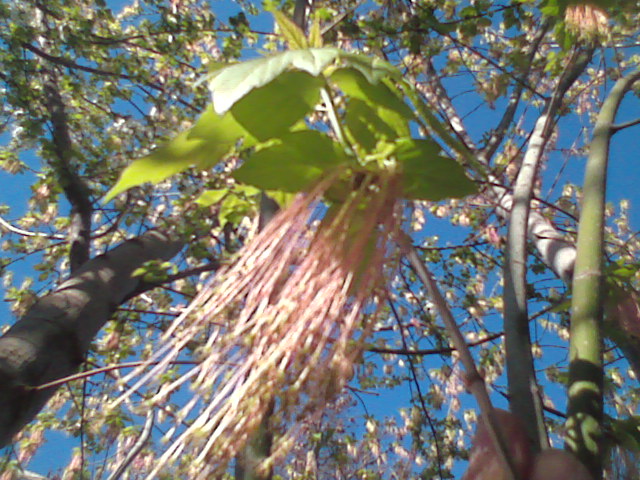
273 11 308 49
338 52 401 83
266 190 297 208
209 48 339 114
330 67 414 119
395 138 477 200
345 98 404 151
378 107 411 138
195 189 228 207
188 106 257 152
218 193 256 227
104 130 198 201
233 130 347 192
234 184 261 197
231 71 323 140
105 108 252 201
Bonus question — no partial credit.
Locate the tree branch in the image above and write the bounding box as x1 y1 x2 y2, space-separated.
480 21 550 161
368 332 502 356
43 73 93 273
0 216 65 240
611 116 640 133
503 44 594 451
566 68 640 477
106 410 154 480
0 230 183 447
22 42 200 113
423 58 477 151
403 239 519 480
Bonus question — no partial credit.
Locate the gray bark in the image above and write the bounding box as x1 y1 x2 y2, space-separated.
0 229 183 446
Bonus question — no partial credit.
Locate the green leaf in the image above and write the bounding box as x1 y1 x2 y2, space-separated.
231 70 323 140
197 184 260 208
308 16 323 48
105 107 252 201
195 189 228 207
209 48 340 114
132 260 175 282
273 11 308 49
345 99 405 151
330 67 415 119
395 138 477 200
266 190 297 208
378 107 411 138
218 193 256 227
460 6 479 18
233 130 347 192
188 106 257 151
104 130 197 201
234 184 262 197
540 0 560 17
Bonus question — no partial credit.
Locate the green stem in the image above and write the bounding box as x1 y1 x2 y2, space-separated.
566 68 640 478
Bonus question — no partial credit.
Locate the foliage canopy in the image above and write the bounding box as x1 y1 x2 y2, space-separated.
0 1 639 479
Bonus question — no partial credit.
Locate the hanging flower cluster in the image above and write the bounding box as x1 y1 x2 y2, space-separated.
116 170 403 477
564 3 609 36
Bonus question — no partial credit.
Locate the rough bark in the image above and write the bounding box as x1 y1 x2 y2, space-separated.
0 229 183 447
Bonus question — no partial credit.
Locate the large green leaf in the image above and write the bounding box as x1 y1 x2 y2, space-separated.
104 130 209 202
232 130 348 192
345 98 406 151
330 67 414 119
188 106 257 154
105 107 252 201
395 138 477 200
231 71 324 141
209 48 340 114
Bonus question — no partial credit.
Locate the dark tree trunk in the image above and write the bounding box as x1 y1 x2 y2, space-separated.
0 229 183 446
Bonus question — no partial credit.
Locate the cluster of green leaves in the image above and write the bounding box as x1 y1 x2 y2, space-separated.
106 13 476 209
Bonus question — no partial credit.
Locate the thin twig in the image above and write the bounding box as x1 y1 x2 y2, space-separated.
611 116 640 133
31 360 198 390
402 237 519 480
106 410 154 480
368 332 502 356
0 216 65 239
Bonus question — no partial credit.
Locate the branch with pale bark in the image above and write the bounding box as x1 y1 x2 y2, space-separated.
502 44 594 450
